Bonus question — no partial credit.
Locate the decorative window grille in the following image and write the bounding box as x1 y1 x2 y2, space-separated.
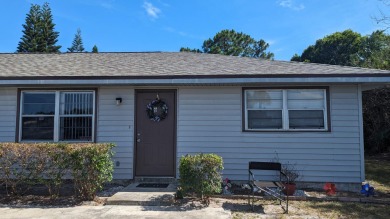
59 92 94 141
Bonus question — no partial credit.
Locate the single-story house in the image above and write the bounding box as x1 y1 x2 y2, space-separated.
1 52 389 189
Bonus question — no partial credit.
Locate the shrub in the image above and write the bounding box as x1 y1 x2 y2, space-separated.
0 142 115 200
179 153 223 202
67 143 115 200
0 143 48 195
42 143 71 198
363 88 390 154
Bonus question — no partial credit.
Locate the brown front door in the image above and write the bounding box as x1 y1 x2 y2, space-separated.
135 90 176 177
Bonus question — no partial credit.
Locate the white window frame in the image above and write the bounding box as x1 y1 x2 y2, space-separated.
19 90 96 142
244 88 328 131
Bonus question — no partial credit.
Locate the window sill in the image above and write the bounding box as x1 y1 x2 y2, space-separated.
243 129 329 132
20 140 94 143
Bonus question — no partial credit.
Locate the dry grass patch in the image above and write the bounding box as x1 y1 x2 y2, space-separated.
213 155 390 218
217 198 389 219
293 201 389 219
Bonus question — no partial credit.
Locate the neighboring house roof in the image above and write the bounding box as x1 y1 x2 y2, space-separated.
0 52 389 85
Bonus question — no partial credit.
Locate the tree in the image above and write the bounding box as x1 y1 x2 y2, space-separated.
180 29 274 59
40 2 61 52
92 45 98 53
363 88 390 154
179 47 202 53
290 53 301 62
373 0 390 30
291 29 362 66
355 30 390 70
17 4 42 52
17 2 61 53
358 31 390 154
292 29 390 70
68 28 85 52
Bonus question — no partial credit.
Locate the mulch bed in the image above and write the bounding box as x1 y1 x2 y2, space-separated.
0 182 126 207
0 195 82 207
228 184 252 195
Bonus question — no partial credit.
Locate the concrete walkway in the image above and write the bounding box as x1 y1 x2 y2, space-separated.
0 182 231 219
0 205 231 219
106 183 177 206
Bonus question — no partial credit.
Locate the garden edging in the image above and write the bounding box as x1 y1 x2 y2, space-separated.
212 194 390 205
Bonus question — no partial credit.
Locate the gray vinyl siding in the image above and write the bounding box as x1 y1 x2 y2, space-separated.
0 85 364 183
0 88 17 142
177 85 363 183
97 87 134 179
0 86 136 179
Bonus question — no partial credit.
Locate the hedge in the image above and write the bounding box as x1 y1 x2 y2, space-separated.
0 142 115 200
179 153 223 202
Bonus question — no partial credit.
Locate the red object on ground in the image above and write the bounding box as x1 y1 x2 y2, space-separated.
283 183 297 196
323 182 336 195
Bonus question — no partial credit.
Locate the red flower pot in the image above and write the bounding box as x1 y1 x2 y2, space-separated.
283 183 296 196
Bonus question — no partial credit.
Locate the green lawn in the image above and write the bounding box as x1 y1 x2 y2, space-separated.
365 155 390 196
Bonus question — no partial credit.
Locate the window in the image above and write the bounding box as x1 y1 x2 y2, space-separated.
21 93 55 140
244 88 328 131
20 91 95 141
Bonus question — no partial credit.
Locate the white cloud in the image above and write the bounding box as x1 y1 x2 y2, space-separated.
100 3 113 9
157 0 170 7
278 0 305 11
143 1 161 19
162 26 204 40
99 0 116 10
265 39 276 46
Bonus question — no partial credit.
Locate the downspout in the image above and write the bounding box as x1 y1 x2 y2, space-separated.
357 84 365 182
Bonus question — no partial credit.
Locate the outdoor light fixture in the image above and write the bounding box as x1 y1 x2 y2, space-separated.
116 97 122 105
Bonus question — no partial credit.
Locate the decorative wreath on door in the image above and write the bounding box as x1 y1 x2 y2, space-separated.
146 97 168 122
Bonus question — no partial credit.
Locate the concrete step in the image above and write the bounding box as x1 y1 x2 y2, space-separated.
106 183 177 206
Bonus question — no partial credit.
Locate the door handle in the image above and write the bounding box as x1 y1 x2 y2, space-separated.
137 139 141 143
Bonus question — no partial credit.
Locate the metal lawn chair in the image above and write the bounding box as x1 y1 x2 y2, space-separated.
248 161 289 213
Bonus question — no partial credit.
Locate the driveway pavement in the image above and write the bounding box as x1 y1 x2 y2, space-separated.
0 205 231 219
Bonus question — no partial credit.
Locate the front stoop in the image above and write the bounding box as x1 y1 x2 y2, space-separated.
106 183 177 206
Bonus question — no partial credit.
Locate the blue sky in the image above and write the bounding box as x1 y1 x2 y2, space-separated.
0 0 389 60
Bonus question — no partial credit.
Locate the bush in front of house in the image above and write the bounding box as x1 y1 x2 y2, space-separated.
0 142 115 200
67 143 115 200
179 153 223 202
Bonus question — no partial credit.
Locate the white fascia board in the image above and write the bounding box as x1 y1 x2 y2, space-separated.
1 77 390 85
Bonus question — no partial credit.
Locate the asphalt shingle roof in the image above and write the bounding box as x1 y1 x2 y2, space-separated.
0 52 389 79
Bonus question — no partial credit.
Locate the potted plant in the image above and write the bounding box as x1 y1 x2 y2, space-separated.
271 153 301 196
280 162 300 196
